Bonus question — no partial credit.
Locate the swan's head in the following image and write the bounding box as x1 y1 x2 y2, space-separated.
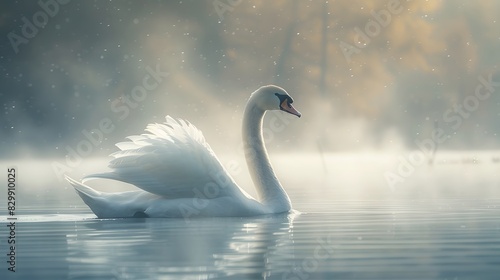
252 85 301 118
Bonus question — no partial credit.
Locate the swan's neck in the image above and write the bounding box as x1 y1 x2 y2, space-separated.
243 98 291 213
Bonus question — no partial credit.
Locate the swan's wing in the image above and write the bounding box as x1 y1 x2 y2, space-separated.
84 116 241 199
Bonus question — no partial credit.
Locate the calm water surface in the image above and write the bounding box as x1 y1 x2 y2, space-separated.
1 154 500 279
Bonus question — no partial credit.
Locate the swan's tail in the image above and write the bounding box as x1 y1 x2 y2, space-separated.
66 175 108 218
66 176 153 218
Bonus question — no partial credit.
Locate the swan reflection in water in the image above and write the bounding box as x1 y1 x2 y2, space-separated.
66 212 299 279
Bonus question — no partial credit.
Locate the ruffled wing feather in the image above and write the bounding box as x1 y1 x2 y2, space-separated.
84 116 239 199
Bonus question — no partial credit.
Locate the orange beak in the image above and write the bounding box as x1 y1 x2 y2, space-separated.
281 99 301 118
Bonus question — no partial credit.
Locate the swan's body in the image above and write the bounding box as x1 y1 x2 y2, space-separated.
67 85 301 218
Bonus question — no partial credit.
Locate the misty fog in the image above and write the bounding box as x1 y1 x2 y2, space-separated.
1 2 500 279
1 0 499 160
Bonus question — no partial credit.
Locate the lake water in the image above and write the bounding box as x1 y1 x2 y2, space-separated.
1 152 500 279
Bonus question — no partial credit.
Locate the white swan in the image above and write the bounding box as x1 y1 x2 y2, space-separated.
66 85 301 218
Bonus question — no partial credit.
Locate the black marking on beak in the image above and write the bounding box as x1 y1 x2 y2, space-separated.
275 93 301 117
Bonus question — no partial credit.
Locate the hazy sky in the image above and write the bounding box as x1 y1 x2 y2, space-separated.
1 0 500 158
